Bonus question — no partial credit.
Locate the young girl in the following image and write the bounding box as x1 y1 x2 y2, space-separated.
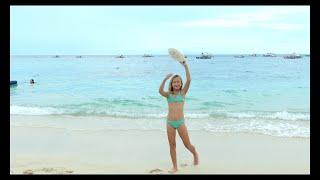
158 61 199 173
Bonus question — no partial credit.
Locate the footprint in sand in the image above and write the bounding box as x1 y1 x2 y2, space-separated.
23 169 34 174
23 167 73 174
180 163 188 167
149 168 165 174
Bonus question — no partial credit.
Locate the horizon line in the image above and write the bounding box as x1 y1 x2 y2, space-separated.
10 53 310 56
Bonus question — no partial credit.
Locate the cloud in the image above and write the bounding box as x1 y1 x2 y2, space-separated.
177 6 309 30
256 23 305 30
179 18 249 28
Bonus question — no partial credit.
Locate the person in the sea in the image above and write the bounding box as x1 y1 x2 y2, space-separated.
158 61 199 173
30 79 35 84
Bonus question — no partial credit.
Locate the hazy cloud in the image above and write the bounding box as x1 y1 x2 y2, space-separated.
177 6 309 30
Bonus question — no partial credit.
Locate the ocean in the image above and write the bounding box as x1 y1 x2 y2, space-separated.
10 55 310 138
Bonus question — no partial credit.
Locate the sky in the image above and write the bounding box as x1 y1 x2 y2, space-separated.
10 6 310 55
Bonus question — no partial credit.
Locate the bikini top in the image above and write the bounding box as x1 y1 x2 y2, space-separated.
167 91 185 103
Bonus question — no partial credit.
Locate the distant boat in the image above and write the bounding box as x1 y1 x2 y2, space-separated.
263 53 277 57
283 53 302 59
54 55 60 58
142 54 153 57
234 55 245 58
305 54 310 57
76 55 82 58
10 80 17 86
196 52 213 59
115 55 125 58
250 54 257 57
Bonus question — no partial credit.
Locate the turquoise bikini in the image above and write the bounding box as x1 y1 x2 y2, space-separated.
167 91 185 103
167 91 185 129
167 118 185 129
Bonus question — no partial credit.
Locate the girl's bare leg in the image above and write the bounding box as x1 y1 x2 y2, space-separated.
167 124 178 173
177 124 199 165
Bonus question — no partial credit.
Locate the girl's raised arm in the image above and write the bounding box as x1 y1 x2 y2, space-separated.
159 73 173 97
181 62 191 96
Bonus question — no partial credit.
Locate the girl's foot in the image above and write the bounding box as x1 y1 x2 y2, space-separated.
194 153 199 165
168 167 178 173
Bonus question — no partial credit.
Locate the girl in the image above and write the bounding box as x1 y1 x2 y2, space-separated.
158 61 199 173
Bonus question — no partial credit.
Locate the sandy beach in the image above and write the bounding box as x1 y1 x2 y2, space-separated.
10 115 309 174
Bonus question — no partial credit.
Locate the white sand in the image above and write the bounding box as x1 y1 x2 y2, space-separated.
10 115 310 174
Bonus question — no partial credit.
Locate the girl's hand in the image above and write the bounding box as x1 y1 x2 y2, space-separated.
165 73 173 80
180 61 187 67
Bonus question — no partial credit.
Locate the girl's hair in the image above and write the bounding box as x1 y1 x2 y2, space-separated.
168 74 183 94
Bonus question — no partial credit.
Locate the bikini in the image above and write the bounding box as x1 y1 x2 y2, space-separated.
167 91 185 129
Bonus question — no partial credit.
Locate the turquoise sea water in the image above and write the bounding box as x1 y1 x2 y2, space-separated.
10 55 310 137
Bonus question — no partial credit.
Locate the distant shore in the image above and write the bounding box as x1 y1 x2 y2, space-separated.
10 54 310 57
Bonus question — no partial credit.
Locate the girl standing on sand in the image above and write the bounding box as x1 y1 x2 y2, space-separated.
158 61 199 173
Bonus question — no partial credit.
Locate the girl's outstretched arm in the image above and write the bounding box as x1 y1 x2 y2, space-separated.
159 73 173 97
181 62 191 95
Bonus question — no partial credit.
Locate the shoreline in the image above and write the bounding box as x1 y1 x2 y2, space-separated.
10 115 310 174
10 114 310 139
